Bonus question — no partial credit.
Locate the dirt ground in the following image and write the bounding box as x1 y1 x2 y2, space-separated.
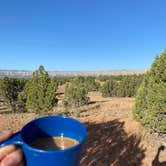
0 92 166 166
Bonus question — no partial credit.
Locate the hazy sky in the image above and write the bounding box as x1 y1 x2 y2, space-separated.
0 0 166 71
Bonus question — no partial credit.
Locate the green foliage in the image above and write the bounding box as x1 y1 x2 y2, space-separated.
0 77 27 111
63 77 89 108
116 75 143 97
23 65 58 113
97 75 109 82
100 75 143 98
100 79 117 97
72 76 86 87
133 74 149 121
68 76 100 92
133 50 166 133
85 76 100 91
97 75 123 82
54 77 73 86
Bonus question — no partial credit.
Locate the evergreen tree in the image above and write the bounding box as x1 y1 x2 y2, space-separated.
100 75 143 98
0 77 26 111
24 65 58 113
115 75 143 97
100 79 117 97
72 76 86 87
63 84 89 108
85 76 100 91
133 73 149 121
133 50 166 133
63 77 89 107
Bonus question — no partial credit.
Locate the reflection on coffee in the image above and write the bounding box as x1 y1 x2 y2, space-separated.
30 137 79 150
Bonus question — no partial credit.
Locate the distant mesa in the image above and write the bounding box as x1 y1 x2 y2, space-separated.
0 69 147 78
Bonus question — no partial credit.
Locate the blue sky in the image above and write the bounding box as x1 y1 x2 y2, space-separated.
0 0 166 71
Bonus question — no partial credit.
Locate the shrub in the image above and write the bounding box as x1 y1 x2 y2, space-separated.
63 79 89 108
133 49 166 133
100 75 143 98
117 75 143 97
100 79 117 97
133 73 149 121
55 77 72 86
85 76 100 91
0 77 27 112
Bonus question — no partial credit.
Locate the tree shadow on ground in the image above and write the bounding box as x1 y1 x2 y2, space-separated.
0 107 13 114
0 106 8 110
152 145 166 166
88 100 108 105
0 110 13 114
80 119 146 166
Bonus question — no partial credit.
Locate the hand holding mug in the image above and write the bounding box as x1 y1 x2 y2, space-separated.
0 130 24 166
0 116 86 166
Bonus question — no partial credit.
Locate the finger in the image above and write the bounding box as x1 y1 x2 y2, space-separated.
0 145 17 161
1 149 24 166
0 130 13 142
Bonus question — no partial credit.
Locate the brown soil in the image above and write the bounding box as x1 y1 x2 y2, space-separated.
0 92 166 166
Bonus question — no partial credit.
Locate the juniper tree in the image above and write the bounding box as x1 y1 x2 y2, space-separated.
133 73 149 121
0 77 26 111
85 76 100 91
63 77 89 108
133 49 166 133
100 79 117 97
24 65 58 113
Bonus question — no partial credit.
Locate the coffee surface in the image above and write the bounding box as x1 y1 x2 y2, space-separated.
30 136 79 150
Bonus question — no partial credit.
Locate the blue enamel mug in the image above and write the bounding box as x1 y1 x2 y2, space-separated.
0 116 86 166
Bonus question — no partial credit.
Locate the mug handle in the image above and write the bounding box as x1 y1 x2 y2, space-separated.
0 131 23 147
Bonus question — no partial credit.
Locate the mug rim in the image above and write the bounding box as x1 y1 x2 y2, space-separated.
20 115 87 153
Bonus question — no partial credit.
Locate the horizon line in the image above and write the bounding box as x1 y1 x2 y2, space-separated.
0 68 148 72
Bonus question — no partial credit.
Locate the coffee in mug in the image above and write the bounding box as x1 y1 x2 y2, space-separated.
30 136 79 150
